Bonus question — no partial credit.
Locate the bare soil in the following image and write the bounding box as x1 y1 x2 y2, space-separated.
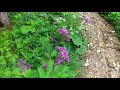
79 12 120 78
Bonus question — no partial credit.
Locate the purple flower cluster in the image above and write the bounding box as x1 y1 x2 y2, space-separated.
42 64 47 69
57 28 70 42
82 16 92 24
16 59 31 74
55 46 69 65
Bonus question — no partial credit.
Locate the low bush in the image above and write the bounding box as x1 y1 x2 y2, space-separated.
0 12 87 78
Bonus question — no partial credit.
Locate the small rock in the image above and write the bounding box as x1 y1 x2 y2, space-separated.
116 63 120 69
110 38 112 40
99 43 103 47
112 31 115 34
115 67 119 71
106 44 109 47
99 32 101 34
84 63 89 66
97 50 101 53
108 62 116 68
90 43 93 46
104 33 107 36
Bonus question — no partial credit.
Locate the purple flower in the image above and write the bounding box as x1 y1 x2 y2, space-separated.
50 36 54 43
55 58 63 65
20 66 27 74
65 37 70 42
55 46 69 65
82 16 92 24
55 46 66 51
56 46 62 51
21 66 27 70
15 64 19 67
65 57 69 62
57 28 70 42
42 64 47 69
17 59 22 63
59 51 65 57
27 64 31 69
57 28 68 35
16 59 31 74
22 61 26 64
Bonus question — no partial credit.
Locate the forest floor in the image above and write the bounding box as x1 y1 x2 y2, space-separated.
78 12 120 78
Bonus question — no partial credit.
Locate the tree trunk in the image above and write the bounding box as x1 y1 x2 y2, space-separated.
0 12 11 29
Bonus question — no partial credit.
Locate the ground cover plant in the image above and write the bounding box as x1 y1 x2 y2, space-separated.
0 12 88 78
100 12 120 49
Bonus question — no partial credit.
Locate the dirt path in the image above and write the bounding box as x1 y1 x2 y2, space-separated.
80 12 120 78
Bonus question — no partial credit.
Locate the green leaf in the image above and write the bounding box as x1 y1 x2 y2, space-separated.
52 65 69 78
4 70 11 77
38 66 46 78
9 54 18 63
51 50 57 57
20 25 35 34
22 70 31 78
6 51 12 57
67 70 77 78
31 70 39 78
11 68 23 78
46 59 54 77
0 56 6 65
76 45 87 54
69 33 83 46
22 69 38 78
15 38 24 49
40 27 48 32
25 52 33 60
12 68 20 74
58 73 69 78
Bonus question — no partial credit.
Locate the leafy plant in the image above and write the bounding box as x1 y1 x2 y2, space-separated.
0 12 87 78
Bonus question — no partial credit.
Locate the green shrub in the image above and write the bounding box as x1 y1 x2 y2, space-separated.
0 12 87 78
